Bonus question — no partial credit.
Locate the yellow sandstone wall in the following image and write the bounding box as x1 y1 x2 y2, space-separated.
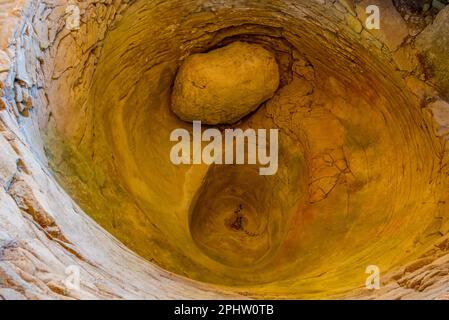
1 0 449 299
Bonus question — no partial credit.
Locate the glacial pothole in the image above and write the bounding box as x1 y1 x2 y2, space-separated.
45 0 448 293
2 0 449 300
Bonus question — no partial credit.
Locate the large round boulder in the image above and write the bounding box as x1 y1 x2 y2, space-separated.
171 42 280 124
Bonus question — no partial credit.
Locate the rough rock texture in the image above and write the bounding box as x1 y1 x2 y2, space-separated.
0 0 449 300
416 5 449 98
171 42 280 124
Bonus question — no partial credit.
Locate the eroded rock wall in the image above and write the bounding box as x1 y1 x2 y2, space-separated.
0 0 449 299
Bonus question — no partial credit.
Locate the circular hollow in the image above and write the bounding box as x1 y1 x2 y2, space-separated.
190 165 275 268
6 0 448 299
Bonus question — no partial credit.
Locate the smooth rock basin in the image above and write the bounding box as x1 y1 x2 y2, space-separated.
1 0 449 300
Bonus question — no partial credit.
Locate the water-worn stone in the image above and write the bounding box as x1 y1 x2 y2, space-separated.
1 0 449 301
171 42 280 125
